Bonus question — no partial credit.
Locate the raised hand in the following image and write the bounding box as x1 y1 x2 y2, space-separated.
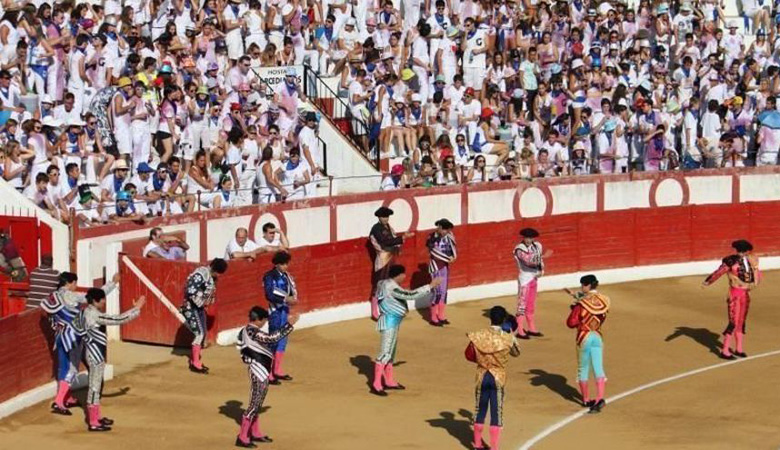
134 295 147 309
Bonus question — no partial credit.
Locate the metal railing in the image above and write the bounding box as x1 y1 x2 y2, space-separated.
301 64 380 171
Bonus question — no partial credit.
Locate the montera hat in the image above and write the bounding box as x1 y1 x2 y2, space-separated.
520 228 539 238
375 206 394 217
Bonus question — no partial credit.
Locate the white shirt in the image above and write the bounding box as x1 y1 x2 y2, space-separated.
299 126 321 170
143 240 162 257
225 237 260 259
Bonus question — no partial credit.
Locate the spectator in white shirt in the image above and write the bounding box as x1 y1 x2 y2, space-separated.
257 222 289 252
225 227 262 260
100 159 131 202
277 147 311 200
144 226 190 259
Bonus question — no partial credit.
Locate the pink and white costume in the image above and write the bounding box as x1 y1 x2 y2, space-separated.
513 238 544 337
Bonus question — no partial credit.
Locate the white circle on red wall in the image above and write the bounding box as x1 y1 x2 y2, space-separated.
388 198 413 232
519 187 547 218
655 178 684 207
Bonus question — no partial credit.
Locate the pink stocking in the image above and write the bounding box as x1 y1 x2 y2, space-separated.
191 344 202 368
371 296 379 319
440 303 447 320
722 333 733 355
595 378 606 402
87 405 100 427
273 351 285 376
372 362 384 391
54 381 70 408
515 315 527 337
250 417 264 439
430 303 439 323
526 313 537 333
578 381 590 403
473 423 485 448
383 363 401 387
238 416 252 443
489 426 502 450
735 332 744 353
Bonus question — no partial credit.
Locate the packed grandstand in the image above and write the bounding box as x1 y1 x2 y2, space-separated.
0 0 776 226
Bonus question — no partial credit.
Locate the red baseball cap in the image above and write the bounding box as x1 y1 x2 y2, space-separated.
481 107 493 119
230 102 242 111
465 87 475 96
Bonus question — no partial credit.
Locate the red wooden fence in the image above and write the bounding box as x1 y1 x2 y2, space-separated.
117 202 780 346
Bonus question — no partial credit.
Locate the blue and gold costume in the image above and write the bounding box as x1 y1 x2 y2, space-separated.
263 268 296 353
263 267 296 380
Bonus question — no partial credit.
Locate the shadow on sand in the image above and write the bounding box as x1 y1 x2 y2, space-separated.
218 400 270 425
526 368 582 405
426 409 475 449
665 326 722 355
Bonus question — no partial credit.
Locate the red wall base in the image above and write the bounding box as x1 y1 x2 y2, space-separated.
0 309 56 404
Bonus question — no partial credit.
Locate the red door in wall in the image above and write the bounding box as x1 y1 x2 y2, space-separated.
0 216 46 272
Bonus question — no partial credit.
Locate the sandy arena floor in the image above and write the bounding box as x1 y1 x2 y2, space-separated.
2 272 780 450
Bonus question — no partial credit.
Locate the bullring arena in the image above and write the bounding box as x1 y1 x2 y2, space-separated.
2 169 780 449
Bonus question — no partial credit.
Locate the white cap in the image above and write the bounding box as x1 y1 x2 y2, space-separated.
572 59 584 70
41 116 62 128
281 4 294 16
411 93 422 102
573 141 586 150
617 98 629 108
709 71 719 80
728 21 739 28
41 95 53 104
346 17 356 26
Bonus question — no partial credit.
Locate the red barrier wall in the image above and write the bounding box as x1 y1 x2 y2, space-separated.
118 202 780 346
0 309 56 403
118 257 222 346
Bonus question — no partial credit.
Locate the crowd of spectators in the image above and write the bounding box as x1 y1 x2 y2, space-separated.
0 0 776 218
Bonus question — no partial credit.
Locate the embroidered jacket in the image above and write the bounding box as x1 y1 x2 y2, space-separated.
73 304 140 364
184 266 216 308
566 291 610 346
427 232 457 273
369 222 403 271
703 254 759 287
467 326 519 388
263 268 296 313
237 322 294 381
513 241 544 285
376 279 432 332
40 281 117 352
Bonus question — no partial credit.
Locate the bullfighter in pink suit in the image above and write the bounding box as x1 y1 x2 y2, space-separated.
513 228 550 339
702 240 760 360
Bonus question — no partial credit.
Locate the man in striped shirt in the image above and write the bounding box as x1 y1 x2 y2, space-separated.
27 254 59 309
74 289 145 431
371 265 441 396
235 306 300 447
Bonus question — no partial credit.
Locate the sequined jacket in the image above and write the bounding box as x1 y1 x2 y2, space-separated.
467 326 519 388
